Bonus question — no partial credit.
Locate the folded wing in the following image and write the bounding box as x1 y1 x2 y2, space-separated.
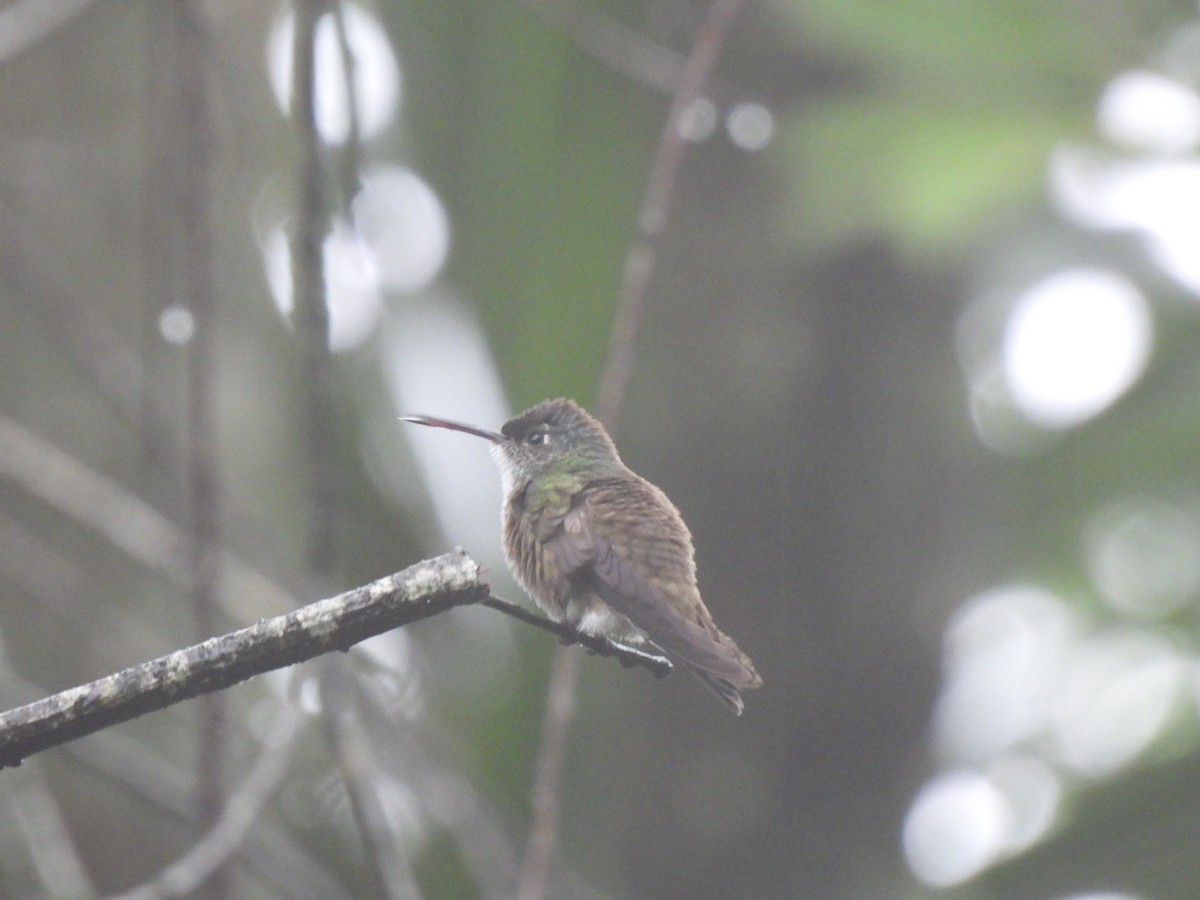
543 476 760 693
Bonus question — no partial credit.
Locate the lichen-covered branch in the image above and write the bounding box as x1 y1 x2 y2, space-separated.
0 551 484 770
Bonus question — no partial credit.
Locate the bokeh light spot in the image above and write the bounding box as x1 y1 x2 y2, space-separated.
1003 269 1152 428
934 585 1078 761
678 97 718 142
352 166 450 293
268 2 401 144
904 757 1063 888
1051 630 1185 777
322 219 383 350
903 770 1008 887
158 305 195 345
258 220 383 352
986 755 1061 852
1098 70 1200 154
727 101 775 151
1086 497 1200 618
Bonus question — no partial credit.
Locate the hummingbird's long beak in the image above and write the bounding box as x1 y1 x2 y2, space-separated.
400 415 504 444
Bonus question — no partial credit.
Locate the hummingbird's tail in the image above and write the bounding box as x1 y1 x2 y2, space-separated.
685 641 762 715
692 669 751 715
606 593 762 715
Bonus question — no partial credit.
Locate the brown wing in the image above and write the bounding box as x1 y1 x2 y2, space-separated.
544 475 760 690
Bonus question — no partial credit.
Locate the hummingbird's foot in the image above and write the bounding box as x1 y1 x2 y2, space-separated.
480 594 672 677
615 642 672 675
563 633 608 656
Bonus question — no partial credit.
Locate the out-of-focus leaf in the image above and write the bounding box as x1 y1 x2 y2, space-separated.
782 101 1076 252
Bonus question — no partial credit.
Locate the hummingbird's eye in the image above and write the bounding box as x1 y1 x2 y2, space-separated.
527 429 548 446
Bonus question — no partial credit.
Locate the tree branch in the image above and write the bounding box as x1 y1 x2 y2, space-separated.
0 551 482 770
0 551 672 769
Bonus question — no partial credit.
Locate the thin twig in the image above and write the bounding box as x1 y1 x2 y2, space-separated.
320 670 421 899
0 414 295 620
0 0 97 62
331 1 364 209
483 596 672 677
111 708 300 900
0 219 175 465
519 2 748 898
292 0 339 576
519 0 684 95
176 4 227 872
52 704 356 898
516 646 581 900
597 0 748 422
292 5 400 893
9 760 95 897
354 680 522 900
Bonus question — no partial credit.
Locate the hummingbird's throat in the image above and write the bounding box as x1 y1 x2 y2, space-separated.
489 443 519 497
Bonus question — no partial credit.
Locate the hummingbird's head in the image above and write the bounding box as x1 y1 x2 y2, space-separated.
492 398 622 493
401 398 622 495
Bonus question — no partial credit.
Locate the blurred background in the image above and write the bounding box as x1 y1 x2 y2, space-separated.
2 1 1200 898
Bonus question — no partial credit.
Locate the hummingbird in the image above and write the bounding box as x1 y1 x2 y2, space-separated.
402 398 762 714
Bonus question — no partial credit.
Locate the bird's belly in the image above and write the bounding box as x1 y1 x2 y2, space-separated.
565 589 645 646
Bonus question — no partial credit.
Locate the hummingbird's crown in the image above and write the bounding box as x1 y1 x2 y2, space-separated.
499 396 578 434
502 397 587 438
500 398 620 466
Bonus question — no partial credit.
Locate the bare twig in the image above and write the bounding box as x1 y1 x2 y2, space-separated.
0 221 176 464
292 0 339 576
290 6 399 893
353 680 522 900
597 0 748 421
111 708 299 900
0 0 97 62
484 596 672 677
0 551 485 769
320 669 421 899
175 5 227 873
330 1 364 208
519 2 748 897
516 646 582 900
8 760 96 897
0 655 354 897
519 0 684 95
40 694 357 899
0 414 295 621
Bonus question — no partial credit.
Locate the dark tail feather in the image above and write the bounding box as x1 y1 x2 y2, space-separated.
689 647 762 715
692 667 748 715
642 631 762 715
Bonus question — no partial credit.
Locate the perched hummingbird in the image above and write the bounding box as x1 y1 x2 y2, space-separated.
403 398 762 714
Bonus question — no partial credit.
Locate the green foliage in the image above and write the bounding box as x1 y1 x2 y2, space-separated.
782 101 1068 253
772 0 1178 253
402 2 653 406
